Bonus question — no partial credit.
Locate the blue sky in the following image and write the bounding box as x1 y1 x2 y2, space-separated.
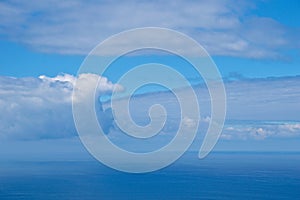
0 0 300 160
0 0 299 78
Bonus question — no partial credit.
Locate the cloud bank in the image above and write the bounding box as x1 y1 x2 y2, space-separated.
0 0 299 58
0 74 299 141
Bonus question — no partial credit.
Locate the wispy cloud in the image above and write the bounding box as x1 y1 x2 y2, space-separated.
0 0 298 58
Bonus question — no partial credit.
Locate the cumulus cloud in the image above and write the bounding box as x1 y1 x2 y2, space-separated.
71 73 124 103
0 73 122 140
0 0 299 58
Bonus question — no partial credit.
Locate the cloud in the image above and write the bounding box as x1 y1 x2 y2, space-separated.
0 0 299 58
224 76 300 120
222 121 300 140
0 74 300 141
105 75 300 142
39 73 77 84
0 73 122 140
71 73 124 103
182 117 197 129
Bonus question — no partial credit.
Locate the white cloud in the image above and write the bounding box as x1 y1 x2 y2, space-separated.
0 74 300 141
182 117 197 129
222 121 300 140
39 73 77 84
72 73 124 103
0 73 122 140
0 0 298 58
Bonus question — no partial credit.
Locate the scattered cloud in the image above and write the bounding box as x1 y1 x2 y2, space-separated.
222 121 300 140
0 0 299 58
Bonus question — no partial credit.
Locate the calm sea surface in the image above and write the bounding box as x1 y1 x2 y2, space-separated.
0 152 299 199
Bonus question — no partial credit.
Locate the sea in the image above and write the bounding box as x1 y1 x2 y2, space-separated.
0 152 299 199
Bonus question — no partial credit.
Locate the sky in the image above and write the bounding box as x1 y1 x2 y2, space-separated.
0 0 300 160
0 0 299 78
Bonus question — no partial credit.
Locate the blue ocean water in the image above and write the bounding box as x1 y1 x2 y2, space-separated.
0 152 299 199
